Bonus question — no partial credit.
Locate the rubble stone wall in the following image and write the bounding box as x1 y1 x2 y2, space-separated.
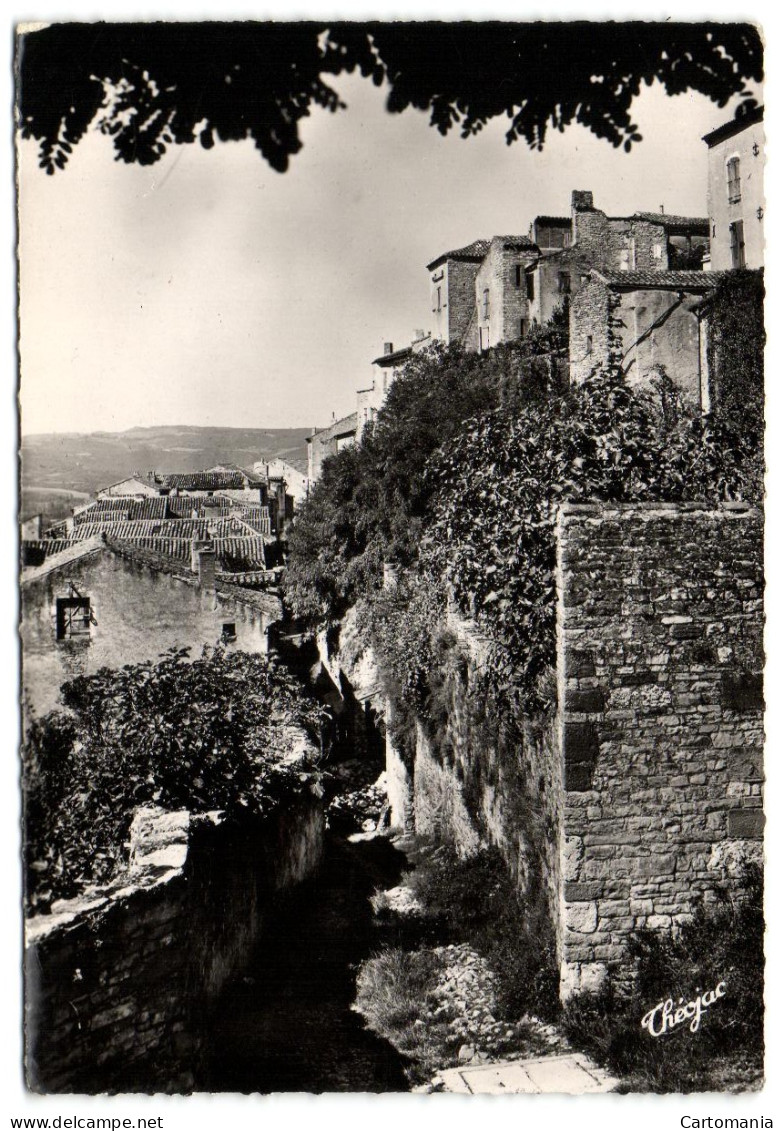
25 797 325 1093
556 502 764 997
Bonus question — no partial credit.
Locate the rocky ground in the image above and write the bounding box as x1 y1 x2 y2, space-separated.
354 863 571 1088
326 759 388 832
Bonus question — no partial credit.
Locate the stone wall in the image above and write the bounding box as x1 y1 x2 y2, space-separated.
410 608 563 946
569 278 613 384
556 502 764 997
474 239 537 349
613 287 704 405
25 795 325 1093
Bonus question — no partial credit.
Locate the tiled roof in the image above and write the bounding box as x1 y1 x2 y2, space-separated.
495 234 538 250
308 413 358 444
166 497 233 518
534 216 570 226
21 539 73 567
596 269 726 290
162 470 258 491
703 105 763 147
71 519 214 541
372 346 412 367
21 537 106 585
73 497 171 524
426 239 491 270
633 212 709 234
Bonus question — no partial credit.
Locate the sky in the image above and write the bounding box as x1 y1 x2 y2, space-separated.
17 54 761 436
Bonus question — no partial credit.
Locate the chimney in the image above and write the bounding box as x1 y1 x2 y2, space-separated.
383 342 394 355
191 538 216 588
571 190 594 214
660 204 665 214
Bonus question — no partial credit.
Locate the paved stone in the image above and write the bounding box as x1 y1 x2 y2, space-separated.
436 1052 619 1094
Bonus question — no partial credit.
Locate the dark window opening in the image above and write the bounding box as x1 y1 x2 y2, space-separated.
482 289 490 319
525 273 535 302
514 265 524 288
730 220 746 268
557 271 571 295
586 335 593 356
56 596 93 641
222 622 237 641
520 317 530 338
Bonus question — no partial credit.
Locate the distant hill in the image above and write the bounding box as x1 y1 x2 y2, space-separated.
20 425 312 522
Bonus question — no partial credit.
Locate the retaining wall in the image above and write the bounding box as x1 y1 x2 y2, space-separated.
25 795 325 1093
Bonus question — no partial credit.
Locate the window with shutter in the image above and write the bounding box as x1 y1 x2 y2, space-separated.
727 157 742 204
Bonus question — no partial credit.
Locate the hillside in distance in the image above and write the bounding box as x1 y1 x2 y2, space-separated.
21 425 312 523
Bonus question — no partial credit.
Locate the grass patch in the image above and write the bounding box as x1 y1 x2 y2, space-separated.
404 843 560 1020
562 865 764 1093
354 943 559 1086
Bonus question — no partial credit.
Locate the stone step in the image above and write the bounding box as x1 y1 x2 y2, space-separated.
434 1052 619 1094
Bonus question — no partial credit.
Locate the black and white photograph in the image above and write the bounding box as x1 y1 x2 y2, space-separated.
11 11 773 1112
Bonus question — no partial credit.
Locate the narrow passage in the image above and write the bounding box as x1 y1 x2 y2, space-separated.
202 831 411 1093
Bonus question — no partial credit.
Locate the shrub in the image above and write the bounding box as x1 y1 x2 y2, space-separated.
284 326 567 624
23 646 327 912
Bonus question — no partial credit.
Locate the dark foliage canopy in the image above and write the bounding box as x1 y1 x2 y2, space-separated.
17 21 762 174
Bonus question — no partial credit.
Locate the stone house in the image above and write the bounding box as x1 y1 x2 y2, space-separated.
20 536 281 721
306 412 358 484
427 239 491 345
569 268 726 407
528 191 709 330
253 458 309 507
472 236 540 351
704 106 764 271
423 192 708 360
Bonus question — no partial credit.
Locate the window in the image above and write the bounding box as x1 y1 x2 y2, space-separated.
525 273 535 302
520 316 530 338
479 326 489 351
436 285 442 312
514 265 524 288
222 622 237 641
727 157 741 204
482 289 490 319
729 220 746 268
586 335 593 356
652 243 662 261
557 271 571 295
56 596 93 641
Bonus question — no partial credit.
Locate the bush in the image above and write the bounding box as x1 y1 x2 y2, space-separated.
23 646 327 912
562 865 764 1092
284 326 567 624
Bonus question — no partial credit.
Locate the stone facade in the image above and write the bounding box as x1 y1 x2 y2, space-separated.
473 237 539 350
427 242 490 344
21 539 280 720
569 269 723 407
25 796 325 1092
306 411 358 483
556 502 763 997
704 107 764 271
